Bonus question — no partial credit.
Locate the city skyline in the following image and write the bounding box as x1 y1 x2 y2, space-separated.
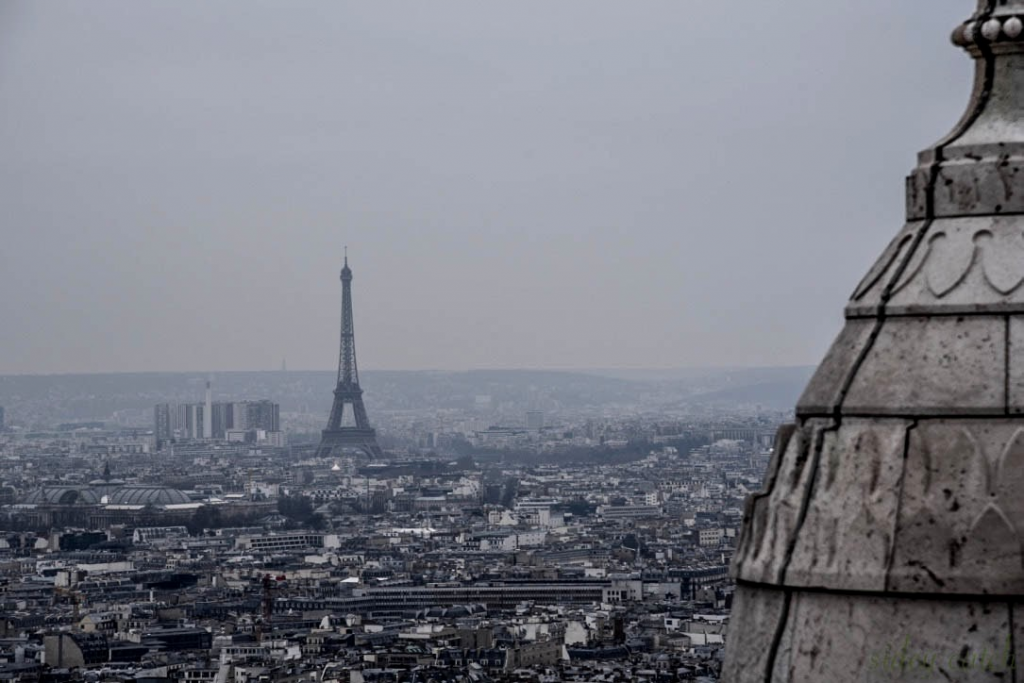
0 0 970 374
1 2 1011 681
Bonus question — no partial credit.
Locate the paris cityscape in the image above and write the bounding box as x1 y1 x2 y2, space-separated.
2 1 1015 682
0 255 797 682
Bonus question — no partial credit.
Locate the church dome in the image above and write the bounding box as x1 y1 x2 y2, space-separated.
106 486 191 506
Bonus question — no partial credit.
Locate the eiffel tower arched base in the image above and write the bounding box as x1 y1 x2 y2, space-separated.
315 429 383 459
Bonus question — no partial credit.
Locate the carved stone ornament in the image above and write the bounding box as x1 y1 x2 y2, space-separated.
722 2 1024 681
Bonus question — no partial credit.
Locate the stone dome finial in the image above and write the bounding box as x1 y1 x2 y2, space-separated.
721 2 1024 681
902 2 1024 224
953 1 1024 48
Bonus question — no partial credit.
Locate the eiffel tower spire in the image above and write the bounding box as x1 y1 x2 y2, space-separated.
316 253 382 459
338 250 357 387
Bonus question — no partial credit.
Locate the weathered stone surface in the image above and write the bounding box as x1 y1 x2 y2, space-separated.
888 421 1024 594
1006 315 1024 411
796 321 875 415
738 419 1024 595
842 316 1005 415
724 586 1017 683
724 2 1024 679
733 420 830 585
717 585 787 683
857 216 1024 316
723 3 1024 680
772 591 1014 682
906 148 1024 219
906 54 1024 220
732 424 795 579
784 419 908 591
845 221 927 317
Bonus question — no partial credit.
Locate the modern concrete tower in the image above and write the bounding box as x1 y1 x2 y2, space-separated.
723 3 1024 681
203 377 213 439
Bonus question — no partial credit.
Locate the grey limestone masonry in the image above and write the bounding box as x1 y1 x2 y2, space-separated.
723 1 1024 681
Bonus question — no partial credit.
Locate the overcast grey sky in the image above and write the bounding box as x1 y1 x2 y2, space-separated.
0 1 970 374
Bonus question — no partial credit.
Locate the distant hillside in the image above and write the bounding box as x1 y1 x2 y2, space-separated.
687 378 813 410
0 369 641 425
0 366 816 425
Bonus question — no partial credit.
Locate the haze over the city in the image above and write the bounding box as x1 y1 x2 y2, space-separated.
0 0 969 374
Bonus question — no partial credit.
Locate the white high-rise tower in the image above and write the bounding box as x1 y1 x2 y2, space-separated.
204 377 213 439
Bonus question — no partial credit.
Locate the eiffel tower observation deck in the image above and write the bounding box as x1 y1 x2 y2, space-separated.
723 2 1024 680
315 253 383 459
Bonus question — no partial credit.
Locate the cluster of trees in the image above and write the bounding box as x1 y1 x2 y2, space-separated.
185 496 326 534
278 495 325 530
469 439 669 466
463 433 713 467
184 506 264 536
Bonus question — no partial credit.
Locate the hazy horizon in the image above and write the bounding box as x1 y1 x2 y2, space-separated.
1 1 970 374
0 363 818 379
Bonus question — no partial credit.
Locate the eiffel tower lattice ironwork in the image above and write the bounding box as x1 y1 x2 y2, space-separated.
316 253 383 459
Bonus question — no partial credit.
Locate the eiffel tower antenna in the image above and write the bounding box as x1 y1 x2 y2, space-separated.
315 253 383 459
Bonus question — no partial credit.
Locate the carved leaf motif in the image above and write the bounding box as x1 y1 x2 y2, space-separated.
852 233 912 301
968 505 1018 544
960 505 1022 579
975 230 1024 295
894 428 1024 591
917 425 986 505
889 235 930 296
924 232 977 297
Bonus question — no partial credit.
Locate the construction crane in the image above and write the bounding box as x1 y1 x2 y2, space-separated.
52 586 83 631
252 573 292 643
261 574 273 638
254 573 285 643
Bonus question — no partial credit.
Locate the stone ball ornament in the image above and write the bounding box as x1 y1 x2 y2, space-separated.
954 13 1024 47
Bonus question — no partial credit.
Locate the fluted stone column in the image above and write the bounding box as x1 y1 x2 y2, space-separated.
722 2 1024 681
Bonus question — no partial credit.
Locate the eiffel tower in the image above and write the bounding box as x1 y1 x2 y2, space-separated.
316 253 383 459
